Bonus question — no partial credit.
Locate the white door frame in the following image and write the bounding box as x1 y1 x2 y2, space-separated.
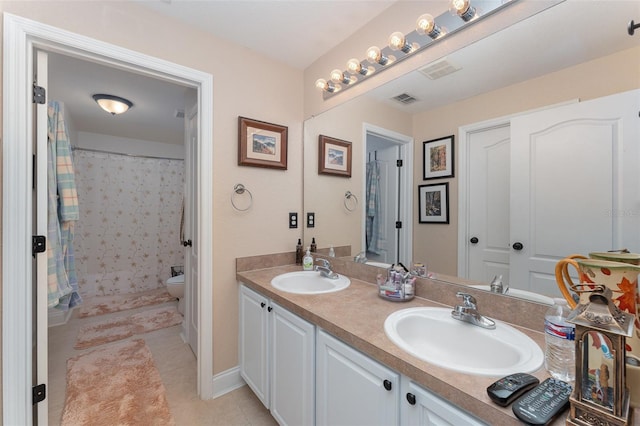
361 123 413 266
3 13 214 425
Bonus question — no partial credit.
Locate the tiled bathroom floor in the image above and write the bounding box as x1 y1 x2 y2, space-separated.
48 301 277 425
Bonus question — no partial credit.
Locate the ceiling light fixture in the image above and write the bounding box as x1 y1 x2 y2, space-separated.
92 94 133 115
315 0 516 98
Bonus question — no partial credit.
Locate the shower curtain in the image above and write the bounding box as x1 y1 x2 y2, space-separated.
47 101 81 310
366 160 382 254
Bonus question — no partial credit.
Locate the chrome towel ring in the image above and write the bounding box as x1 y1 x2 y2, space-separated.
344 191 358 212
231 183 253 211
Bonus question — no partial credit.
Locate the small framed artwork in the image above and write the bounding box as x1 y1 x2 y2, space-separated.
318 135 352 177
238 116 288 169
418 183 449 224
423 135 454 180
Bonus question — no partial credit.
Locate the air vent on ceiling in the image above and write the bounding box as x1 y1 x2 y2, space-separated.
174 109 185 119
419 59 461 80
392 93 418 105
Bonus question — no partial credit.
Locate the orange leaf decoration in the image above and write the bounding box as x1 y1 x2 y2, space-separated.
601 267 611 276
615 276 638 315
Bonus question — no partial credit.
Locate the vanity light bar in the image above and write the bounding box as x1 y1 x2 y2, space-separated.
317 0 517 100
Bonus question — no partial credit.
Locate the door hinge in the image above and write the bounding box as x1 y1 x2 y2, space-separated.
33 83 46 104
395 221 402 229
396 159 403 167
32 383 46 405
32 235 46 257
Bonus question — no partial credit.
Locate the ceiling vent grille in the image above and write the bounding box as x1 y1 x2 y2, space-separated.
392 93 418 105
419 59 461 80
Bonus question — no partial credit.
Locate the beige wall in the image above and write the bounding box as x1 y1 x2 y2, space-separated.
412 45 640 275
303 96 412 251
0 0 304 393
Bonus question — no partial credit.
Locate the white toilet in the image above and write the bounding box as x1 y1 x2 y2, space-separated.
166 274 185 314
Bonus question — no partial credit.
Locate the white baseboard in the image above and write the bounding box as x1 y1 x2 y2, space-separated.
211 366 246 399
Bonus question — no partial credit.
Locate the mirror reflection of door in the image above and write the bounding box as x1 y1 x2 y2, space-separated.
463 89 640 296
365 135 401 264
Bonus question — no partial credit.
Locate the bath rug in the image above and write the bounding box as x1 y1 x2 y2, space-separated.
61 339 175 426
74 306 183 349
78 288 176 318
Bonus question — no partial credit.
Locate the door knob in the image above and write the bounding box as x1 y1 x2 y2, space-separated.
470 237 479 244
182 239 192 247
512 242 524 251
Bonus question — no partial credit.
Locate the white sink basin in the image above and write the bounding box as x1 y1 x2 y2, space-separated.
468 285 554 306
271 271 351 295
384 307 543 376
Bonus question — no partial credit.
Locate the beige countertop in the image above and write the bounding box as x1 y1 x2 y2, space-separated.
237 262 560 425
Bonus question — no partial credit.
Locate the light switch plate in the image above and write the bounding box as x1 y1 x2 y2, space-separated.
289 212 298 229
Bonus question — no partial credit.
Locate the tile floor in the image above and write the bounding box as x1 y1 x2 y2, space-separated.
48 300 277 425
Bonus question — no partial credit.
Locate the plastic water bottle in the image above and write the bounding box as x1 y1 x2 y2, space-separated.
544 298 576 382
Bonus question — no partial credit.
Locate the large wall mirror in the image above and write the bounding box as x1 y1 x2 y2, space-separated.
302 0 640 303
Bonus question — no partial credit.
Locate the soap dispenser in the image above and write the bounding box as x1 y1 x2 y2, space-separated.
310 238 317 253
303 248 313 271
295 238 303 265
328 245 335 257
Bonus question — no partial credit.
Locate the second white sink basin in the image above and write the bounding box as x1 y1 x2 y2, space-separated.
384 307 543 377
271 271 351 295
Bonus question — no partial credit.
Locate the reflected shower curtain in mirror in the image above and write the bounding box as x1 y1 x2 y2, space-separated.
47 101 82 310
366 160 382 254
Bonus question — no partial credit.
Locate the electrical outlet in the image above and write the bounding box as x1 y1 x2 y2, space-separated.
307 212 315 228
289 212 298 229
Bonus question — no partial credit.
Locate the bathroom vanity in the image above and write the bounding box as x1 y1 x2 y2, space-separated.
236 254 575 425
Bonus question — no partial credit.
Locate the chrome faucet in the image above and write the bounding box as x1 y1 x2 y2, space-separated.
451 292 496 329
489 275 509 295
353 251 368 263
315 258 339 279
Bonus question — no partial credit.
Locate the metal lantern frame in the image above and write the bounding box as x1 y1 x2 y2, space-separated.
566 287 634 426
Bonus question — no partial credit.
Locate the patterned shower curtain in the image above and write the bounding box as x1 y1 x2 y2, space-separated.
73 150 184 298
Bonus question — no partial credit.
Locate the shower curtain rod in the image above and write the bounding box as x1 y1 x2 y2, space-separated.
71 146 184 161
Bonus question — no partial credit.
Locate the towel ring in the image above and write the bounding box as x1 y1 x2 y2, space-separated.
231 183 253 211
344 191 358 212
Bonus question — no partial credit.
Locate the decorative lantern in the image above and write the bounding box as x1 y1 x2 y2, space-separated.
566 287 634 425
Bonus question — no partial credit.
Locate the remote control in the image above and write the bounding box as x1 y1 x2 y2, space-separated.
512 377 572 425
486 373 540 407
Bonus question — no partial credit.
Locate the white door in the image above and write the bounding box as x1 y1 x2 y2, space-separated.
184 104 199 355
510 89 640 295
34 49 50 425
466 124 511 285
365 145 399 264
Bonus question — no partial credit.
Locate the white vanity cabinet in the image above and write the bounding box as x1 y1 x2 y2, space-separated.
401 379 487 426
238 284 315 426
316 329 400 426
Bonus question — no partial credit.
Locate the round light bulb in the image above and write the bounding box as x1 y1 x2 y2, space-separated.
315 78 328 91
416 14 435 34
347 58 362 74
450 0 470 14
366 46 383 64
330 69 346 84
388 32 406 51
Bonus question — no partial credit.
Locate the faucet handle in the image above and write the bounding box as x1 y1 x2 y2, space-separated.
456 292 477 308
315 258 330 268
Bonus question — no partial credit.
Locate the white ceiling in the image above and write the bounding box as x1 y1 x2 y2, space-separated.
47 0 640 146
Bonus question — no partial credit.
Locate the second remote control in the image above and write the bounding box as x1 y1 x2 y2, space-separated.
512 377 572 425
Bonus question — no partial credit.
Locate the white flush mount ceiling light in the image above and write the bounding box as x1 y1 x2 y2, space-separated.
92 94 133 115
316 0 516 99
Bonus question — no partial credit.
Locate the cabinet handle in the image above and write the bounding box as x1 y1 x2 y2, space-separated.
383 379 392 391
267 306 273 312
470 237 479 244
512 242 524 251
406 393 416 405
260 302 266 308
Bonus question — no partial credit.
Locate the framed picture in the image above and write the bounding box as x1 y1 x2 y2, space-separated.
238 116 288 169
418 183 449 224
423 135 454 179
318 135 352 177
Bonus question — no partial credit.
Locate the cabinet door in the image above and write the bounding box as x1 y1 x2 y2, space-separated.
316 330 399 426
270 302 315 426
401 379 486 426
239 284 269 408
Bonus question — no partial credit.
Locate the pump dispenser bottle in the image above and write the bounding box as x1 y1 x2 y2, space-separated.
303 248 313 271
310 238 317 253
295 239 303 265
